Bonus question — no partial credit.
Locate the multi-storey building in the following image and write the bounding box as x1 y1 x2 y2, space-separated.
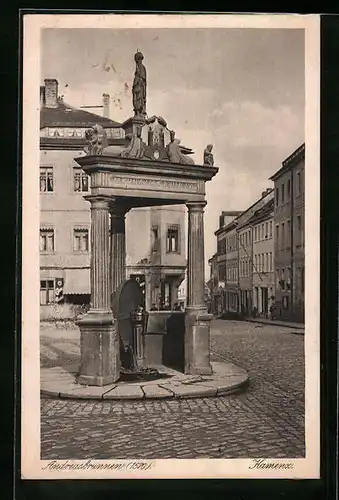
40 78 186 319
237 220 253 316
225 218 241 314
207 253 219 313
213 211 242 315
250 197 275 317
270 144 305 322
236 188 274 317
126 205 186 310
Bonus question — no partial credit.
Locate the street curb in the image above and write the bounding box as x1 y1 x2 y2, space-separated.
41 363 249 401
244 319 304 332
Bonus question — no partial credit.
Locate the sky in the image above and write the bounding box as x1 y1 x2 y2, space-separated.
41 28 305 269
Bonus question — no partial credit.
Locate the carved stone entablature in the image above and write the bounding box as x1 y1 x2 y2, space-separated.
118 116 196 165
106 174 199 194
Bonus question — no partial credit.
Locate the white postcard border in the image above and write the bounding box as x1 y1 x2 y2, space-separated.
21 13 320 480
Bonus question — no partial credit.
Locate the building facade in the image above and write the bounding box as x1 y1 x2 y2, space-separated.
250 198 275 317
212 211 242 315
126 205 186 310
225 219 240 314
270 144 305 322
237 220 253 316
208 146 305 324
207 253 219 314
236 188 274 317
40 78 186 319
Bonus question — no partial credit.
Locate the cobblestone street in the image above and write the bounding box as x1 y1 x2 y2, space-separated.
41 320 305 459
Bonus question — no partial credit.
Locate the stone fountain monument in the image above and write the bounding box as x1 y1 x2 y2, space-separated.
75 52 218 386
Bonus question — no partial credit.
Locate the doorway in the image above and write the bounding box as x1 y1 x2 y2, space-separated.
261 287 268 317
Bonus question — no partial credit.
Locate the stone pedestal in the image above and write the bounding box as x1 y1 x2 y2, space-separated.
77 312 118 386
184 309 213 375
122 116 145 139
185 201 212 375
77 196 120 386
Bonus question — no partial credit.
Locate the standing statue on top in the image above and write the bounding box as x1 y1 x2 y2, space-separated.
132 51 147 117
204 144 214 166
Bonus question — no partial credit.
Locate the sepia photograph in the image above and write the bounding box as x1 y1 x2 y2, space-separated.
21 13 320 479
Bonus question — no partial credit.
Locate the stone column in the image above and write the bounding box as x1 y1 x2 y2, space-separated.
185 201 212 375
77 195 119 386
90 197 111 311
110 203 129 298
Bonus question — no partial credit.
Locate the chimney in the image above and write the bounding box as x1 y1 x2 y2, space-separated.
102 93 110 118
40 86 45 107
44 79 59 108
262 187 272 198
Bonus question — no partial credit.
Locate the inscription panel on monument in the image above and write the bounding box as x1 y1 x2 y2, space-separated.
107 173 200 194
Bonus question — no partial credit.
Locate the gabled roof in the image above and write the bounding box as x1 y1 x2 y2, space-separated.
40 99 122 129
270 143 305 181
247 198 274 226
214 217 239 236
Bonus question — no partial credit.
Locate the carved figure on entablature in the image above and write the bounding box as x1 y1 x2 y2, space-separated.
84 124 108 155
141 116 170 161
203 144 214 166
166 130 195 165
120 124 145 159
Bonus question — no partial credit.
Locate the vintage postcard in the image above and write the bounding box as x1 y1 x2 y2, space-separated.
21 13 320 479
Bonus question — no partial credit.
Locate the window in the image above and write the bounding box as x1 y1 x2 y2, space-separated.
297 171 301 194
265 222 268 238
296 215 302 246
281 183 285 204
151 226 159 252
281 268 285 290
40 280 55 305
73 228 89 252
40 167 54 192
275 187 279 206
275 225 279 248
167 225 179 253
287 179 291 199
286 267 291 290
217 238 226 254
281 222 285 248
73 167 89 192
276 269 280 288
269 221 273 238
269 252 273 272
40 229 54 252
218 265 226 282
287 220 291 247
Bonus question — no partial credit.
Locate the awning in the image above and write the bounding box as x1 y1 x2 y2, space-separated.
64 268 90 295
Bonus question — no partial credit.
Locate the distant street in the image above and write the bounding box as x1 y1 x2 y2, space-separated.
41 320 305 459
